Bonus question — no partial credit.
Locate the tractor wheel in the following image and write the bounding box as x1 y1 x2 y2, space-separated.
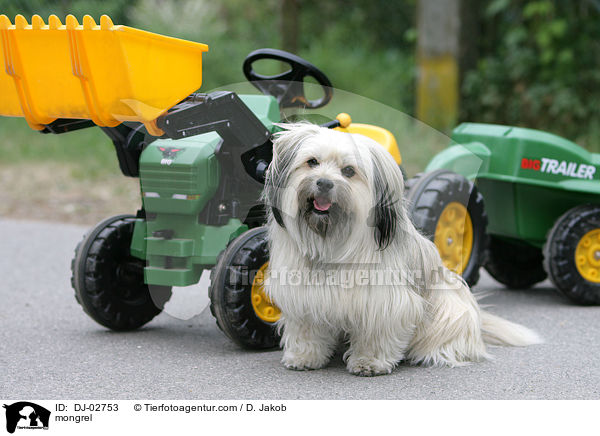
209 226 280 349
543 204 600 305
71 215 172 330
405 170 487 287
484 236 547 289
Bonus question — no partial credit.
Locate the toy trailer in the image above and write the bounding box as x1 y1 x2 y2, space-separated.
407 122 600 304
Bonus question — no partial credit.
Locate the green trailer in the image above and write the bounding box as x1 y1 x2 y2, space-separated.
407 122 600 304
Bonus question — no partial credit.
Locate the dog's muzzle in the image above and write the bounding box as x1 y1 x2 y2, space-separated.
297 177 352 237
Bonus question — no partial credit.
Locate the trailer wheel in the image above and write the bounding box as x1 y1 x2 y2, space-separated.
209 227 280 349
484 236 547 289
405 170 487 287
544 204 600 305
71 215 172 330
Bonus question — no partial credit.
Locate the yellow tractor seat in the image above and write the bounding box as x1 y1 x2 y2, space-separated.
335 123 402 165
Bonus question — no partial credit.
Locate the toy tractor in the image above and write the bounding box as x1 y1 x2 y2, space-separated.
0 15 402 348
406 123 600 305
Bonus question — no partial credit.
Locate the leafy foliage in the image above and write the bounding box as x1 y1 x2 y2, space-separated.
126 0 416 110
0 0 132 25
461 0 600 149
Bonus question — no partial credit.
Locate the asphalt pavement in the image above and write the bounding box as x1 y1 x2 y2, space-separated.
1 218 598 400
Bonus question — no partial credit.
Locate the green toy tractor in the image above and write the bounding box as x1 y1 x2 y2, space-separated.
406 123 600 305
0 15 402 349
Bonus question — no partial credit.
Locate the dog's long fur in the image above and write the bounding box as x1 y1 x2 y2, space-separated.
263 123 541 376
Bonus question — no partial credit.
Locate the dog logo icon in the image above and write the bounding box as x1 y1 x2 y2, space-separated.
3 402 50 433
158 146 185 166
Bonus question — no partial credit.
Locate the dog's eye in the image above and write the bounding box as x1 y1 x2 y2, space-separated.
307 158 319 168
341 166 355 178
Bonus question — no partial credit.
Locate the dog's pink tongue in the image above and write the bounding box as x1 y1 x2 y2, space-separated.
313 197 332 211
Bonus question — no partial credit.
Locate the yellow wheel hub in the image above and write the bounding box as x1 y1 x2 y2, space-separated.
575 229 600 283
251 262 281 323
434 202 473 275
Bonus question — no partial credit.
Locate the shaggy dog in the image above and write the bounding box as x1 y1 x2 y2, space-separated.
262 124 541 376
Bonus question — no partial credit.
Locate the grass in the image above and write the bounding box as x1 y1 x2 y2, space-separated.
0 117 119 178
0 117 140 224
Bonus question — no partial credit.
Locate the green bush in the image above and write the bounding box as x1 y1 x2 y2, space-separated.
461 0 600 150
127 0 416 111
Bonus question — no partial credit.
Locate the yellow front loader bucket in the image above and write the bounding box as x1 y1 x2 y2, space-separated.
0 14 208 135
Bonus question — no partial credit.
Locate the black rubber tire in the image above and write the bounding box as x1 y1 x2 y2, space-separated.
403 170 425 201
484 236 547 289
209 227 280 349
71 215 172 331
543 204 600 305
405 169 488 287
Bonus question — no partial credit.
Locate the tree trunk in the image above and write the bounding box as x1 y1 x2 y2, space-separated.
280 0 299 54
416 0 460 131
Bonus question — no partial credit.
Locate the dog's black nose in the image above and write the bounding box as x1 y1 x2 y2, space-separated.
316 178 334 192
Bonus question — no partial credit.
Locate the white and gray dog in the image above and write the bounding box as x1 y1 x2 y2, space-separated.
262 123 541 376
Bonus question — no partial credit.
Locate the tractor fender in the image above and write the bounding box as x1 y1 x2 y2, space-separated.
425 141 491 181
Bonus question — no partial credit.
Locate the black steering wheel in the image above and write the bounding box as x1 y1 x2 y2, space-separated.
243 48 333 109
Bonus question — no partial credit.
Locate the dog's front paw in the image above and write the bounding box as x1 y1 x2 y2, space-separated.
282 351 330 371
346 356 393 377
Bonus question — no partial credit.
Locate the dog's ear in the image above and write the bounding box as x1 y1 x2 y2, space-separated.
366 144 404 250
271 206 286 227
263 162 287 228
263 124 318 228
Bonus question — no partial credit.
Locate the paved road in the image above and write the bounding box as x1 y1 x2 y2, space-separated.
1 218 598 400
